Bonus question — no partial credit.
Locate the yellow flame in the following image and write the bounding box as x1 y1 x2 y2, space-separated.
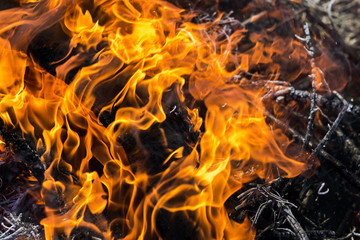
0 0 314 239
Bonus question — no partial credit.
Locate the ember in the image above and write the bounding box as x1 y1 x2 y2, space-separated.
0 0 359 239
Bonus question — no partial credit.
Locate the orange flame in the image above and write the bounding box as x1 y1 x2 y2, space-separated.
0 0 317 239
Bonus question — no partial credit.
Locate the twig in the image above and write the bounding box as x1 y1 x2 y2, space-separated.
283 206 309 240
0 213 41 240
263 85 359 115
264 110 360 189
306 102 348 162
335 128 360 170
236 185 309 240
324 227 360 240
301 22 318 151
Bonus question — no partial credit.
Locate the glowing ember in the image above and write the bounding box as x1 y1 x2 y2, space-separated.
0 0 315 239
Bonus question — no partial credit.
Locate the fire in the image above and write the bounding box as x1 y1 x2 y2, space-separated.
0 0 313 239
0 136 5 153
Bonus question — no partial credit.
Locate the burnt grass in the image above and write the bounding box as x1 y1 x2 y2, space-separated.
1 0 360 239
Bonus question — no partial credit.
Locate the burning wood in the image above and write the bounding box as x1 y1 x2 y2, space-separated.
0 0 359 239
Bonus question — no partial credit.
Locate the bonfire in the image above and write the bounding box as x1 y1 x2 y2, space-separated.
0 0 359 239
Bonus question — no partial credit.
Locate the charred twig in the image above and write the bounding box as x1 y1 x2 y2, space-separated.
284 208 309 240
264 110 360 189
324 227 360 240
0 213 41 240
318 148 360 189
300 22 320 151
303 87 317 150
262 83 360 171
272 228 298 239
235 185 309 240
255 223 279 239
263 85 359 115
306 101 348 162
335 128 360 171
272 229 336 239
308 230 336 239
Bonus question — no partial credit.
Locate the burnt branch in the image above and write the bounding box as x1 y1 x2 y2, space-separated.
235 185 309 240
0 213 41 240
307 98 348 161
264 110 360 189
301 22 318 152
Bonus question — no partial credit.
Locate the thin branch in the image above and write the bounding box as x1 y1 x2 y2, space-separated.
301 22 318 151
264 109 360 189
307 102 348 161
235 185 309 240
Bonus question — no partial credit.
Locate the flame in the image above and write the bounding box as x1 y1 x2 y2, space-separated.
0 136 5 152
0 0 333 239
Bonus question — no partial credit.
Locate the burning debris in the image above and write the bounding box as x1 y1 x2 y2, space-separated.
0 0 359 239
